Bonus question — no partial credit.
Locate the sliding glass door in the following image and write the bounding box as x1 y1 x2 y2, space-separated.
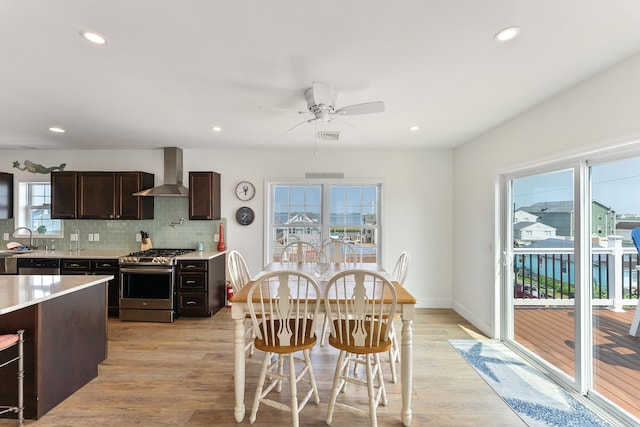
502 155 640 424
589 158 640 416
509 169 576 381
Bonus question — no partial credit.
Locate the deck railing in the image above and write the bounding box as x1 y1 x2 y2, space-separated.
513 237 640 310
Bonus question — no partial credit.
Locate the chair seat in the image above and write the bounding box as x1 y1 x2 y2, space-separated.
327 320 392 354
0 334 19 351
254 320 317 353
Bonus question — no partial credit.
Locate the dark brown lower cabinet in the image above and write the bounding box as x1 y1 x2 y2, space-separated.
176 255 225 317
0 283 107 419
61 258 120 317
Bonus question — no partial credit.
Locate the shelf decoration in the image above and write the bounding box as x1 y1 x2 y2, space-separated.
13 160 66 174
217 223 226 251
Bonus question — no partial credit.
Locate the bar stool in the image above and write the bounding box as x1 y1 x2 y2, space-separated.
0 329 24 426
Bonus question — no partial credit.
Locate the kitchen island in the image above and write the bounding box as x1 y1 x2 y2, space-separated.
0 274 112 419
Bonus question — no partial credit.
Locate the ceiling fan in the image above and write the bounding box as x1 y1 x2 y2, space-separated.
284 81 385 132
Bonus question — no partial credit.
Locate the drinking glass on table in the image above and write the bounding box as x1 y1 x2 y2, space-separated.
315 252 329 277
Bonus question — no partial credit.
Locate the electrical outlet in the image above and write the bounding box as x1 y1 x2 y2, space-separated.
70 234 78 242
94 233 99 242
3 233 8 241
135 233 141 242
214 234 219 242
88 234 94 242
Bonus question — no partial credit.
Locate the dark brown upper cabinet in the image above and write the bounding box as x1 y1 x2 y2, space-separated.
115 172 154 220
51 171 77 219
189 171 220 220
0 172 14 219
52 171 154 220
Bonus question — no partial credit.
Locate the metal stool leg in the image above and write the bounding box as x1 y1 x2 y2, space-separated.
17 330 24 427
0 329 24 427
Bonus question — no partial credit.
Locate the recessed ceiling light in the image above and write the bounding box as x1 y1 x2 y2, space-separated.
48 127 66 133
494 26 521 42
409 126 419 132
211 126 222 132
79 30 108 45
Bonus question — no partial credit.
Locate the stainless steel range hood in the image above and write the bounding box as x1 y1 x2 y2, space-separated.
133 147 189 197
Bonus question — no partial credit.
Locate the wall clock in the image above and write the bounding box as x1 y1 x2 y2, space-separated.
235 206 255 226
235 181 255 201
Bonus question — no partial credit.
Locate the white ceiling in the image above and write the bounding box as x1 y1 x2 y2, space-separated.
2 1 640 151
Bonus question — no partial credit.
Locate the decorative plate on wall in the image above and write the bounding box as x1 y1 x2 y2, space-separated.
235 181 255 201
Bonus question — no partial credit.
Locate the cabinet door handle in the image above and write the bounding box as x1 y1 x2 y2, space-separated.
185 265 197 269
187 300 196 305
186 280 196 284
69 263 80 267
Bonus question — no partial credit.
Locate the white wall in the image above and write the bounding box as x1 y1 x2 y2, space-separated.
0 146 453 308
452 51 640 337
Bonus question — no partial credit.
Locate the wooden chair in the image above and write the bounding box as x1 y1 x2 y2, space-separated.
320 239 356 264
0 329 24 427
280 241 318 264
227 250 256 355
318 241 358 347
318 240 358 346
384 251 410 383
392 251 410 285
227 250 251 293
246 271 321 427
324 270 397 427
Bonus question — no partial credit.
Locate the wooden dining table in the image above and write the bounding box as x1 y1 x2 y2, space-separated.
230 262 417 426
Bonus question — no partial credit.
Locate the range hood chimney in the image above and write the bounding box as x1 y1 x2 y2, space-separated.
133 147 189 197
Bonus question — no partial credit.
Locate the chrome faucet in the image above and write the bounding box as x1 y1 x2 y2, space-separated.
13 227 33 249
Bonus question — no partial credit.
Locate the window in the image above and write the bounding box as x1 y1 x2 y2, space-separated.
268 182 381 264
15 182 62 239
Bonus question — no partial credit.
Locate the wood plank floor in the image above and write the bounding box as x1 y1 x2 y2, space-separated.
514 306 640 418
1 309 526 426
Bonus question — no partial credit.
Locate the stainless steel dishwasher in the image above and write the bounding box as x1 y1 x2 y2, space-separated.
17 258 61 274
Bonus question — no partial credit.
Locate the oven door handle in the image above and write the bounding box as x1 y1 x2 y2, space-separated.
120 267 174 274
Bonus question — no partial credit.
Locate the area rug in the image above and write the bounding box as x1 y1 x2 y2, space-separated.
449 339 610 427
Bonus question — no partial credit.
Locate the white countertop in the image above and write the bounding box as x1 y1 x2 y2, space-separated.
175 251 226 260
0 274 113 315
11 249 128 259
10 249 226 260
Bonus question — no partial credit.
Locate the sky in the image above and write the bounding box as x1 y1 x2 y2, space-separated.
513 157 640 215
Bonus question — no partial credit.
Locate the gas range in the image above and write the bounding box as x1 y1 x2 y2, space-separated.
119 248 195 323
119 248 195 266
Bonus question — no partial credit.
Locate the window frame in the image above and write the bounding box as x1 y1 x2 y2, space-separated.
264 179 383 266
15 181 63 239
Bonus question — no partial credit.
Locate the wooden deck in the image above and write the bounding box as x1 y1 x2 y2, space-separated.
515 306 640 417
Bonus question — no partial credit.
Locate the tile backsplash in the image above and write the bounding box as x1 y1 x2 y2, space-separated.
0 198 225 252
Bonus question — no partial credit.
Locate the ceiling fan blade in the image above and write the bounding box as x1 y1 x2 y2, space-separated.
334 101 385 116
311 81 333 105
286 118 315 133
